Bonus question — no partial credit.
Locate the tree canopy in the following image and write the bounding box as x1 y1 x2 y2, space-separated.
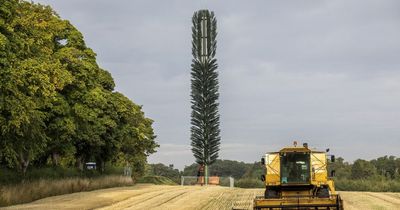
0 0 158 176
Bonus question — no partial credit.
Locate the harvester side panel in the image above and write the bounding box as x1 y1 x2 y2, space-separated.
311 152 328 183
266 153 280 184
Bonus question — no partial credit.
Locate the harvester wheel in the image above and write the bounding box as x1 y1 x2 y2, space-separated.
264 188 279 198
316 187 329 198
337 195 344 210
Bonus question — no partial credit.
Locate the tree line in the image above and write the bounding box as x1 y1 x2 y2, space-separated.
0 0 158 176
330 156 400 191
331 156 400 180
144 160 263 187
148 156 400 191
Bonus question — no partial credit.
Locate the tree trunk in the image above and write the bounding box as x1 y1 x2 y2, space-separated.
52 152 60 166
204 164 208 186
76 156 84 171
96 159 105 173
19 151 30 176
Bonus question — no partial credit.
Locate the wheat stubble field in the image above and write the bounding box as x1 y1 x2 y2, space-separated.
3 184 400 210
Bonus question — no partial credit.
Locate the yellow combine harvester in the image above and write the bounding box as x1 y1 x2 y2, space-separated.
254 142 343 210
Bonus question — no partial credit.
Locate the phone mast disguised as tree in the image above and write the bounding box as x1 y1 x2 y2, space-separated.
190 10 221 185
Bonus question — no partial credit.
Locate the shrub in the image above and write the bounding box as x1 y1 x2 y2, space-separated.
335 178 400 192
136 176 177 185
235 178 264 188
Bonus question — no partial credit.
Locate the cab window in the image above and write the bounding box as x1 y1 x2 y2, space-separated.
280 153 310 184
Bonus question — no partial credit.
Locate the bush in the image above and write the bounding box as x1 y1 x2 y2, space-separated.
146 164 180 184
335 178 400 192
182 160 251 179
0 167 21 184
235 178 264 188
27 167 81 180
0 165 127 185
136 175 177 185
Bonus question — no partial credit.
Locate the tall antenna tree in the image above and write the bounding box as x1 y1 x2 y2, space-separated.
190 10 220 185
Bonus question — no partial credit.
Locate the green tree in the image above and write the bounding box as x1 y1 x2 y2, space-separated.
351 159 377 179
329 157 351 179
371 156 398 178
147 163 180 183
0 0 158 178
110 93 158 176
50 19 119 171
190 10 220 185
0 1 73 174
44 93 76 166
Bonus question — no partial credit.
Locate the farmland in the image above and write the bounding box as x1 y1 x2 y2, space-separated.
3 184 400 210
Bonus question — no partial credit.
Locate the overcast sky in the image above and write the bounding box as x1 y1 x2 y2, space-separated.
35 0 400 170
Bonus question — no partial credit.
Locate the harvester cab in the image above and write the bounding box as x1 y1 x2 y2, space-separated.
254 142 344 210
